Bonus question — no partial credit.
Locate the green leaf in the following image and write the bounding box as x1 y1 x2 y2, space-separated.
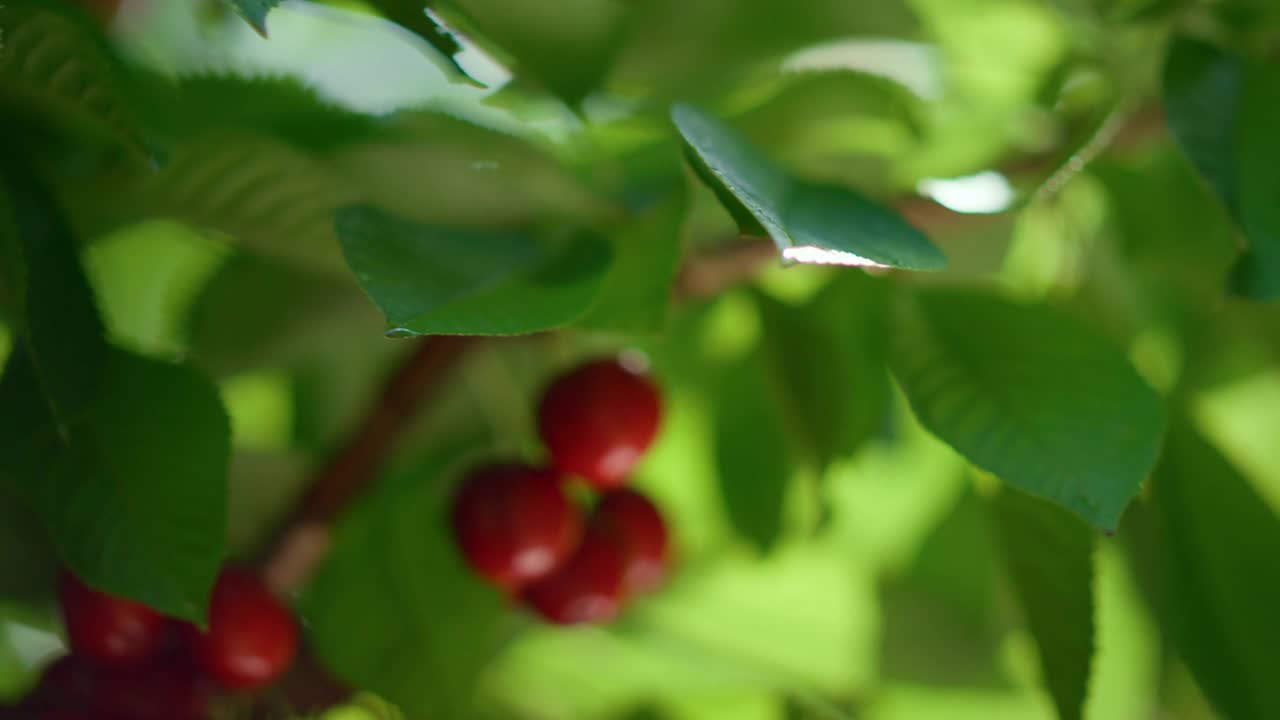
713 343 793 553
756 273 890 470
435 0 632 105
1163 38 1280 300
299 439 507 719
577 194 686 334
76 133 360 276
992 488 1096 720
328 111 606 227
889 290 1165 531
671 104 945 271
0 347 229 622
187 254 381 376
0 160 108 435
335 206 612 336
146 73 382 150
0 4 144 156
0 478 59 607
224 0 283 35
1153 422 1280 720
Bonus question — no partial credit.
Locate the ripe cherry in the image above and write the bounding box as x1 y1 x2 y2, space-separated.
57 571 166 665
592 489 670 595
537 358 662 489
522 523 626 625
186 568 297 691
451 464 582 590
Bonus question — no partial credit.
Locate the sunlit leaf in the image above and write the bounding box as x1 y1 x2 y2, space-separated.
890 290 1164 531
672 104 945 271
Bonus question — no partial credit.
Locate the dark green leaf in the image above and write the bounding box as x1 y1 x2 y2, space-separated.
890 290 1165 531
577 194 686 334
147 73 382 150
299 439 507 719
992 488 1096 720
0 347 229 622
0 160 107 434
0 467 58 607
713 344 793 553
0 4 145 156
224 0 283 35
1153 422 1280 720
756 273 890 470
336 206 611 336
435 0 632 105
671 104 945 271
1163 38 1280 300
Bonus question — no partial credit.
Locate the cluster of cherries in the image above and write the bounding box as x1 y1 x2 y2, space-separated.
22 567 298 719
452 357 672 625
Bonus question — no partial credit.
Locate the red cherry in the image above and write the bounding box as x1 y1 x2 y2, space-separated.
451 463 582 590
592 489 670 594
522 523 626 625
58 571 166 665
187 568 297 691
537 358 662 489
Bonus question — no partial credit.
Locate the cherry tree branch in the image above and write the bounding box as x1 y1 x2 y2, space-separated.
258 335 479 595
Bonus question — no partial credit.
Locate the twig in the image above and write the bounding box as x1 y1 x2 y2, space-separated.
258 335 479 595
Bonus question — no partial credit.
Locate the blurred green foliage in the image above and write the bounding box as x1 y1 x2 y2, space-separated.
1 0 1279 719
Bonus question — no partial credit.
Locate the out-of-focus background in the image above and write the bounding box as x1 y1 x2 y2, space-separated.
3 0 1280 718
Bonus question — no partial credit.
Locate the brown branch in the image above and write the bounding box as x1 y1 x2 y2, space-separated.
258 335 479 595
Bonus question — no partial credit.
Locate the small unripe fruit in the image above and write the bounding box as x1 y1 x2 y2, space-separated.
537 358 662 489
592 489 670 595
522 523 626 625
187 568 297 691
451 464 582 590
57 571 166 665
